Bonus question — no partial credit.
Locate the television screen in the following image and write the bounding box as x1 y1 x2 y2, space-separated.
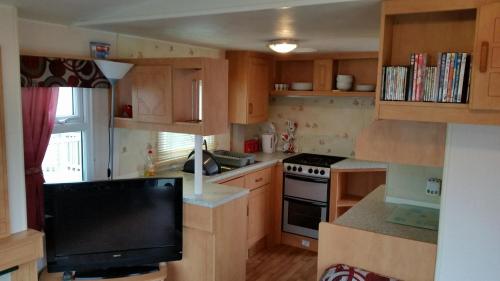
44 178 183 274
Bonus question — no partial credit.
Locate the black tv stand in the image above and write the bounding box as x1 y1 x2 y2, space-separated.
72 265 160 279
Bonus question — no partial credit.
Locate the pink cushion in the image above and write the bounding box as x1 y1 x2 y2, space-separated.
321 264 400 281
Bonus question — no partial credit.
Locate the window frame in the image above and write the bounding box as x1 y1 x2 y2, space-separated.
45 87 93 182
156 132 216 166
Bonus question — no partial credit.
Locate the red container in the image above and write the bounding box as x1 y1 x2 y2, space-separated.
244 139 260 153
122 105 133 118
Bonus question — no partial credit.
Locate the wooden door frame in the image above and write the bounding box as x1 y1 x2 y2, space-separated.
0 47 11 238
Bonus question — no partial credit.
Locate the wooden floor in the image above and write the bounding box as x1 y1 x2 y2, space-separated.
246 244 318 281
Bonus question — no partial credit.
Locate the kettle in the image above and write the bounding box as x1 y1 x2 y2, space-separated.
183 140 221 176
261 133 277 154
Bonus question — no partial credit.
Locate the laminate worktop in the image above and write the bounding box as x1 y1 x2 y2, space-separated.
153 152 290 208
334 185 438 244
153 152 387 209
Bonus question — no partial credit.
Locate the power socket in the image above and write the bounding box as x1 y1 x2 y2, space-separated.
426 178 442 196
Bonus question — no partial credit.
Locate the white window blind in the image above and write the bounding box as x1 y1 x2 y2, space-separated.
157 132 216 165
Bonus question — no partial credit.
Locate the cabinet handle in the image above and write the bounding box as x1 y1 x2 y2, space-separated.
198 79 203 121
255 177 263 183
249 103 253 114
480 41 489 73
191 80 196 121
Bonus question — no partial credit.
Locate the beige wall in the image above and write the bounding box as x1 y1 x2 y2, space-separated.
0 5 27 234
386 164 443 208
234 96 375 157
17 19 227 177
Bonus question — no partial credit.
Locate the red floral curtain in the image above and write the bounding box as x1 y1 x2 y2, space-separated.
22 87 59 230
20 55 110 88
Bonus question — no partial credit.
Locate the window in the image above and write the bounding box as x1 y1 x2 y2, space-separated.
42 87 91 183
156 132 216 165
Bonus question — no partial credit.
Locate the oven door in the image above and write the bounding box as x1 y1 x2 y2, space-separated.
283 174 329 202
282 197 327 239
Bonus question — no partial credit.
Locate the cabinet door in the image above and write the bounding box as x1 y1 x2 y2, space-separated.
471 3 500 110
247 184 269 248
133 65 173 124
247 56 271 123
313 59 333 91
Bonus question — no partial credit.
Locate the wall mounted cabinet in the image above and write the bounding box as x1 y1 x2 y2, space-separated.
376 0 500 125
226 51 273 124
115 57 228 136
271 52 378 98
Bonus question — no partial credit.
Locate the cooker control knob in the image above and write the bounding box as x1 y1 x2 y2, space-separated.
287 165 292 171
314 169 319 174
292 166 297 171
320 170 325 175
298 167 303 172
308 168 313 173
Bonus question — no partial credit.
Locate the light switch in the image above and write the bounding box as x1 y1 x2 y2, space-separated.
426 178 441 196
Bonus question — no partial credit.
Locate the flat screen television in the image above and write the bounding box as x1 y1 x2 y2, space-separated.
44 178 183 275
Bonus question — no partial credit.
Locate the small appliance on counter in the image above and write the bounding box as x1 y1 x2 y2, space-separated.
183 140 221 176
244 139 260 153
261 133 277 153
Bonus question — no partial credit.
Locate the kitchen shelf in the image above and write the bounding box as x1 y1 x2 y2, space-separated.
377 100 500 124
337 195 363 207
271 90 375 98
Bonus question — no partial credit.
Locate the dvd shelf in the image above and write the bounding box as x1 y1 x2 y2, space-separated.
381 53 471 104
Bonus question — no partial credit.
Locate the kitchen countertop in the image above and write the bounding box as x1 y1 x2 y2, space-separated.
153 152 387 209
154 152 292 208
334 185 438 244
331 158 388 170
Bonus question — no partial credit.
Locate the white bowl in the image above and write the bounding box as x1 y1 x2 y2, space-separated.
336 75 353 83
291 82 313 91
336 82 352 91
354 84 376 92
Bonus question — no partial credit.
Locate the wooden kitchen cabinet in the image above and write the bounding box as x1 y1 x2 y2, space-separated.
330 168 386 220
218 167 272 251
470 2 500 110
226 51 273 124
114 57 228 136
313 59 333 91
376 0 500 125
247 184 269 247
133 65 173 124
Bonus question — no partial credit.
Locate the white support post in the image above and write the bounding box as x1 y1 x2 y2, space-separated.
194 135 203 195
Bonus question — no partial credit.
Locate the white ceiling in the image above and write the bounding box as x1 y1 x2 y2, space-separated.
1 0 381 52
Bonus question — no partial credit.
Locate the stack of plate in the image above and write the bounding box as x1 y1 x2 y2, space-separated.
336 75 353 91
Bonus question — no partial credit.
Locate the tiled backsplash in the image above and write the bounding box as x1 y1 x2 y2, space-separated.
233 96 375 157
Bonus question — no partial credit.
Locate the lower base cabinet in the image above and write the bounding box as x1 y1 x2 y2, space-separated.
248 184 269 248
219 167 272 251
168 197 248 281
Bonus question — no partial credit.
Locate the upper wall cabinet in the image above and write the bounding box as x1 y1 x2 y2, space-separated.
227 51 273 124
271 52 378 97
376 0 500 125
470 2 500 110
133 65 173 124
115 58 228 136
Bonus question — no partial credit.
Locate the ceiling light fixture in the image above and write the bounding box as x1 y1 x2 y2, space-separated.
268 39 298 54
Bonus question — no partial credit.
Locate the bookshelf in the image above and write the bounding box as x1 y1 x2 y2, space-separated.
375 0 500 125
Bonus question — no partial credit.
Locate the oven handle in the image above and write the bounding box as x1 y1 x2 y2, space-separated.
284 196 328 207
284 173 329 184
